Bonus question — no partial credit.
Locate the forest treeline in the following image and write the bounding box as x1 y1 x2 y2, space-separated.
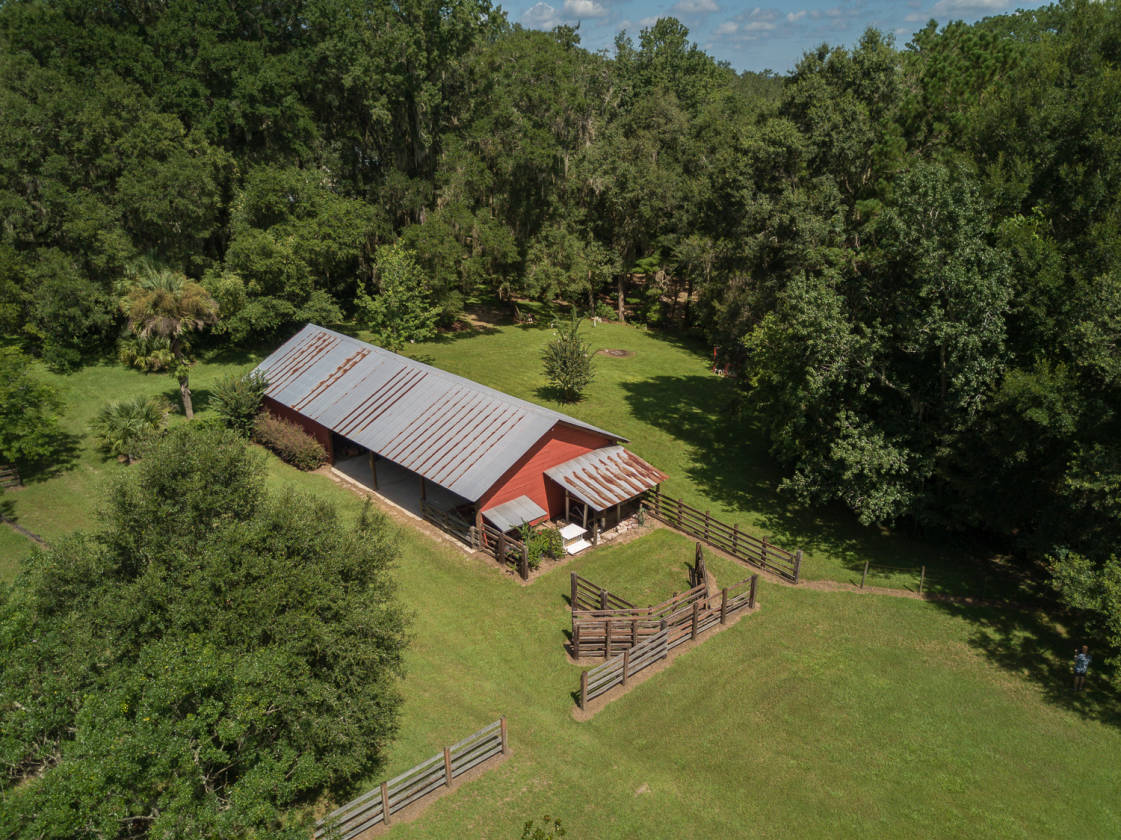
1 1 1119 646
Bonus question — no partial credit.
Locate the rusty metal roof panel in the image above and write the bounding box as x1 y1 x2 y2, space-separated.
255 324 624 501
544 446 669 510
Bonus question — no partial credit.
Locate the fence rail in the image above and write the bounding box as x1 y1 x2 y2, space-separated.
578 575 758 708
420 502 530 580
642 488 801 583
314 718 507 840
571 582 709 658
570 573 635 612
0 464 19 488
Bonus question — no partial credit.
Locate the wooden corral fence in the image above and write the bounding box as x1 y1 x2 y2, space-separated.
420 501 530 580
0 464 20 488
570 580 713 659
570 573 635 611
642 488 802 583
689 542 707 589
314 718 507 840
577 575 758 708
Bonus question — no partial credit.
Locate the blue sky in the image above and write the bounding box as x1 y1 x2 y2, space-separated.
510 0 1052 72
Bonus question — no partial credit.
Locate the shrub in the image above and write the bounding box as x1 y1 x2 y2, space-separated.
253 411 326 470
92 395 172 464
212 371 269 436
594 300 616 321
520 524 564 570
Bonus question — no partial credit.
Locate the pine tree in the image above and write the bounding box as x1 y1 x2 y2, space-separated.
542 312 594 402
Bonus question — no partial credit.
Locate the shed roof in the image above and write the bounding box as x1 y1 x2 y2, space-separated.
482 496 548 533
545 446 668 510
255 324 624 501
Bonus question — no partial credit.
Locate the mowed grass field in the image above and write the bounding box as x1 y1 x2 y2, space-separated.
2 318 1118 837
202 469 1121 839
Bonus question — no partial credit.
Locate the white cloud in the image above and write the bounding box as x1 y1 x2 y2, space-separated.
786 10 807 22
673 0 720 13
745 20 776 31
715 20 739 34
563 0 607 18
932 0 1012 12
522 2 561 28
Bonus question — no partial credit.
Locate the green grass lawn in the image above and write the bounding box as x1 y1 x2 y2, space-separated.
258 465 1118 840
4 358 1117 836
3 317 1015 594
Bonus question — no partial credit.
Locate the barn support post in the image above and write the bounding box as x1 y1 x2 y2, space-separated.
565 490 571 523
419 476 426 501
592 520 599 546
615 502 621 528
582 503 588 530
368 452 379 490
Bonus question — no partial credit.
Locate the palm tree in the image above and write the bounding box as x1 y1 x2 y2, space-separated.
122 268 218 419
93 396 170 464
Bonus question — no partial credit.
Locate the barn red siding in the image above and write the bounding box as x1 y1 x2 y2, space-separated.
262 396 334 462
478 423 612 521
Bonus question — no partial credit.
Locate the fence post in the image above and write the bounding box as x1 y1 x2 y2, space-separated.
678 497 684 524
861 559 869 589
919 566 926 594
381 781 391 825
749 574 758 609
622 648 630 686
631 618 638 646
691 601 699 640
761 537 769 570
496 531 506 565
444 746 453 786
654 485 662 515
571 573 578 608
573 623 581 658
720 588 728 624
600 589 608 610
793 550 803 584
500 716 508 754
468 525 476 549
605 621 613 658
519 545 529 580
733 523 739 556
580 671 588 709
704 510 710 540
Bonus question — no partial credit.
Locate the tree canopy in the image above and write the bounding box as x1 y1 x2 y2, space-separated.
0 426 407 838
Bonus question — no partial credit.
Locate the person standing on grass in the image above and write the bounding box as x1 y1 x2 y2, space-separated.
1073 645 1092 691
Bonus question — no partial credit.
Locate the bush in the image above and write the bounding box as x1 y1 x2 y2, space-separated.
594 300 616 322
92 395 172 464
212 371 269 436
520 524 564 570
253 411 327 470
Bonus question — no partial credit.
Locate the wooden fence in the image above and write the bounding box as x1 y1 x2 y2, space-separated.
570 582 711 658
642 488 802 583
578 575 758 708
314 718 507 840
570 573 635 611
689 542 707 589
420 501 529 580
0 464 19 489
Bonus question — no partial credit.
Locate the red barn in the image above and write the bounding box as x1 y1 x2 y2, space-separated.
254 325 667 539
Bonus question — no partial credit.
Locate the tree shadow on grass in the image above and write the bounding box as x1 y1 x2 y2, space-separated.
17 429 82 484
620 373 981 580
534 385 584 405
933 599 1121 729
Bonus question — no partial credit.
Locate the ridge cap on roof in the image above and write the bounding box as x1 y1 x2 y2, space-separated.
298 323 628 444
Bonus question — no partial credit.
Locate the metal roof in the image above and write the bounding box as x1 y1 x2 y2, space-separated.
545 446 669 510
255 324 625 501
482 496 548 533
